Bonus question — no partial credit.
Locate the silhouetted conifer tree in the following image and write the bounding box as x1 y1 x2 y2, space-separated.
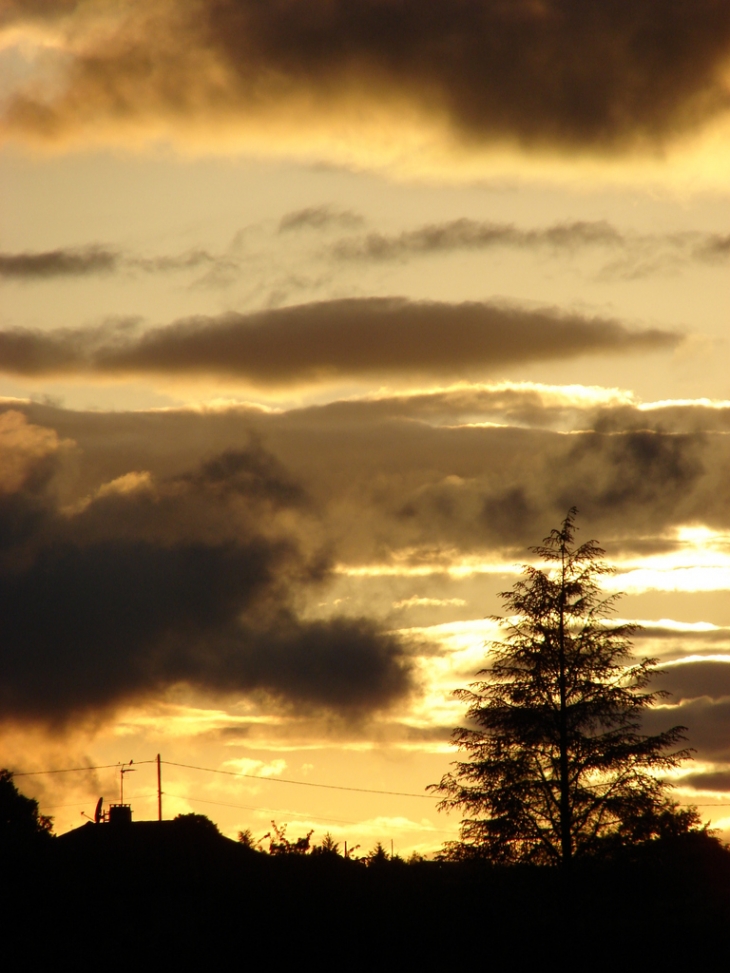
433 510 696 867
312 832 341 855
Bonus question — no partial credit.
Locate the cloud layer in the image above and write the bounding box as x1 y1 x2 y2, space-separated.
19 384 730 562
6 388 730 769
3 0 730 154
0 298 679 383
5 217 727 289
0 412 414 724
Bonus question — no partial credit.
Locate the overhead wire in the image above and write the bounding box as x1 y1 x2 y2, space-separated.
12 758 437 798
161 759 439 799
17 760 730 824
170 793 359 825
14 760 156 777
165 792 458 834
38 801 95 810
12 756 448 836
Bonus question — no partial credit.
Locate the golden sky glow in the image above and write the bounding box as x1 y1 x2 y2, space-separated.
2 1 730 854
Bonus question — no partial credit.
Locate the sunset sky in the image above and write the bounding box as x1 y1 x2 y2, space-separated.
2 1 730 854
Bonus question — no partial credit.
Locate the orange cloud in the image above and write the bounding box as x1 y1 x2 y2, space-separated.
0 408 63 493
2 0 730 163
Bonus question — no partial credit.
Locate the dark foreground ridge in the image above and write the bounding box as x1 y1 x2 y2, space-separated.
2 816 730 964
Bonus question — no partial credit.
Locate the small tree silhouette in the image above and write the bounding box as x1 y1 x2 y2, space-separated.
432 509 696 867
312 831 341 856
366 841 390 865
263 820 314 855
0 769 53 845
173 812 220 835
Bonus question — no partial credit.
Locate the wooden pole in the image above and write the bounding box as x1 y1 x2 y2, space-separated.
157 753 162 821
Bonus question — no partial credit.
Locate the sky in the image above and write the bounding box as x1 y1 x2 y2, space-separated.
2 0 730 855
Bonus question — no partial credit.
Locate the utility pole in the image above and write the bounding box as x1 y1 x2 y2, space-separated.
157 753 162 821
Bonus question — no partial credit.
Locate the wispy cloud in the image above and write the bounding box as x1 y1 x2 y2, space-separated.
332 219 624 260
5 220 726 287
331 218 730 279
279 205 365 233
0 245 218 281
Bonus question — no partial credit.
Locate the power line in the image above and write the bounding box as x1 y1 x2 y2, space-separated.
683 803 730 807
162 760 439 799
172 793 359 825
163 792 458 834
12 758 437 799
14 760 728 811
38 801 94 810
13 760 156 777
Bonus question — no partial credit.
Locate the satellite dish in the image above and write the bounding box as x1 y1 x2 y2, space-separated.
94 797 103 824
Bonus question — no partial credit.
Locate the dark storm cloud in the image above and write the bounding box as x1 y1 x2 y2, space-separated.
4 0 730 152
0 298 679 381
279 206 365 232
0 246 216 281
0 541 412 722
0 420 414 723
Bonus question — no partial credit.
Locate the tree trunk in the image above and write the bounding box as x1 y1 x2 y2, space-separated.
558 544 572 870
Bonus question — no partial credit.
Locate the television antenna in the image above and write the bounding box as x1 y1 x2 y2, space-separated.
119 760 135 803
